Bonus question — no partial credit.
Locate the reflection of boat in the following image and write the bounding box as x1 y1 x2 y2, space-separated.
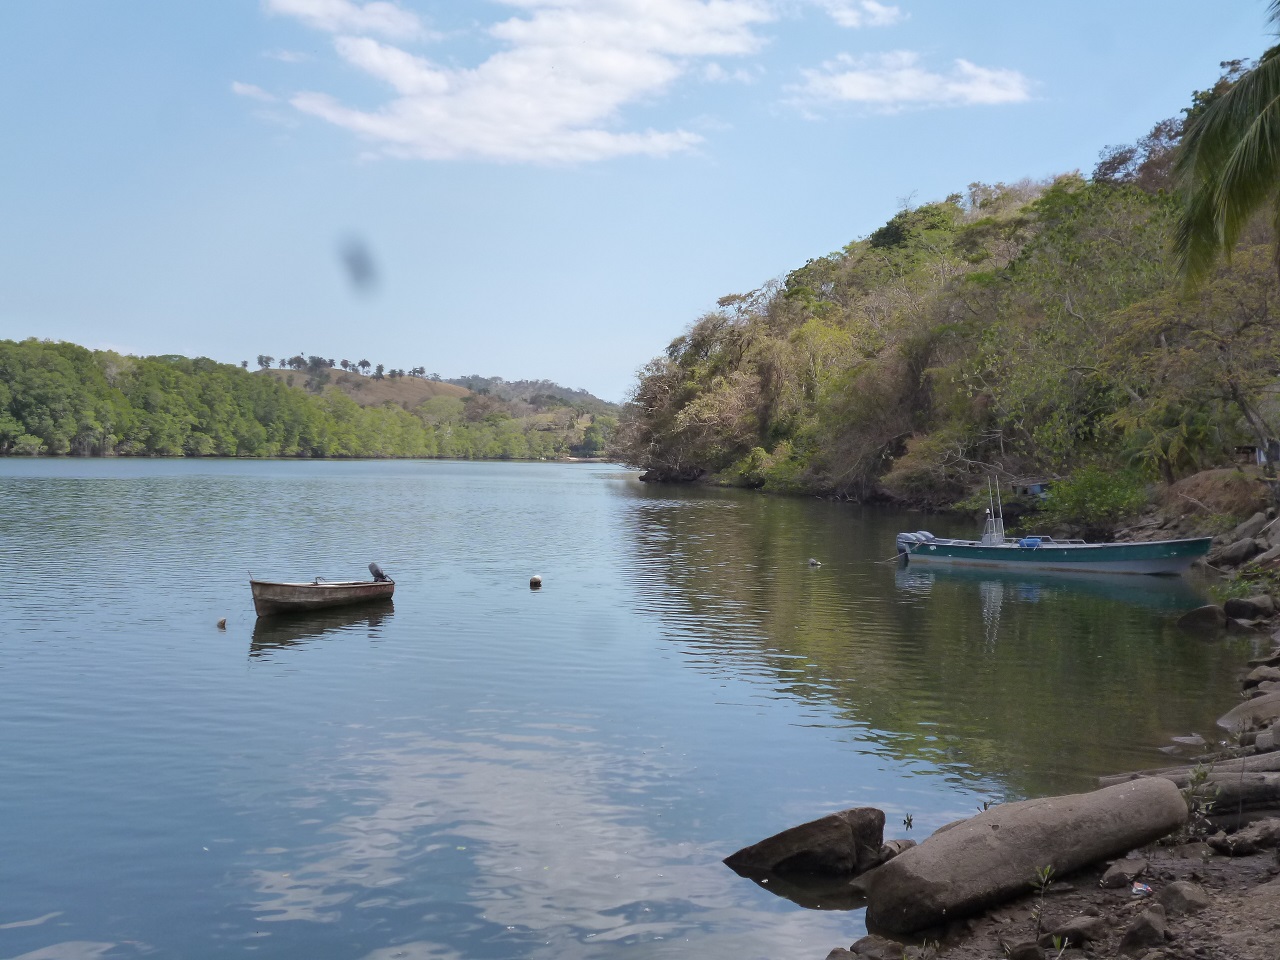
897 490 1209 575
894 559 1206 612
250 600 394 657
250 568 395 617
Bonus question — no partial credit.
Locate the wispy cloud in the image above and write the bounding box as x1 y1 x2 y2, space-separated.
281 0 774 163
232 81 278 102
792 50 1031 108
264 48 311 63
813 0 903 28
263 0 424 40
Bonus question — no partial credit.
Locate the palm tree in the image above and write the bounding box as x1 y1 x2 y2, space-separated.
1176 4 1280 285
358 359 371 375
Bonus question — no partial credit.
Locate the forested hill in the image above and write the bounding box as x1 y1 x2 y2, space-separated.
0 341 617 460
616 63 1280 507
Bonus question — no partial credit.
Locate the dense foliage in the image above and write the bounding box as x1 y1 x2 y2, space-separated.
0 340 616 460
617 71 1280 506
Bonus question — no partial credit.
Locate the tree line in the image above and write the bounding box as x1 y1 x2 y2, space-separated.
0 339 614 460
254 355 439 381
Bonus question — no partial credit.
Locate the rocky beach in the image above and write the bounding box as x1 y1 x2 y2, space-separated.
726 498 1280 960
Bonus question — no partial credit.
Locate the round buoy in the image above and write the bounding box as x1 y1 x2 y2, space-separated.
529 575 542 590
217 618 227 629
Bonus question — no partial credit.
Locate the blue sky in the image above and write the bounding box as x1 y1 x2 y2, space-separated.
0 1 1272 401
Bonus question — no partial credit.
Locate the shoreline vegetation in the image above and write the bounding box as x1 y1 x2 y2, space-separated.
614 60 1280 544
0 340 617 462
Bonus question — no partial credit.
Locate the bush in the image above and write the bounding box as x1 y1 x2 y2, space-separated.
12 434 45 456
1038 466 1149 537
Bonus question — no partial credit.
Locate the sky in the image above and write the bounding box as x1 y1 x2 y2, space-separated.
0 1 1273 402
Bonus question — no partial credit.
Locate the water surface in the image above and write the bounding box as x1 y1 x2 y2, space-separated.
0 460 1252 959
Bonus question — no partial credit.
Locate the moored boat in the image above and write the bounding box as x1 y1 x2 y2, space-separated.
896 486 1210 576
250 563 395 617
896 530 1211 576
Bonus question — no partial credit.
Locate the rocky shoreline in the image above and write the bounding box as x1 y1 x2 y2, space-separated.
725 512 1280 959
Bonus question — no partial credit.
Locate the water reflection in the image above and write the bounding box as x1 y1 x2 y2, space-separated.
894 561 1206 613
249 601 395 658
618 483 1243 797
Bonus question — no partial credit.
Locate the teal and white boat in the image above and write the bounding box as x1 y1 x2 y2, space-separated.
896 489 1211 576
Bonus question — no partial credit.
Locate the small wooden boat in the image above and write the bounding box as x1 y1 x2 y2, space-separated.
250 563 395 617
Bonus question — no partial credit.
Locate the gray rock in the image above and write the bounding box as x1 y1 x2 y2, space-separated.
1228 617 1267 633
724 807 885 877
826 951 856 960
1226 595 1277 619
1219 538 1263 567
1258 727 1277 751
1042 914 1109 946
1218 692 1280 733
1176 604 1226 632
1249 544 1280 567
1006 942 1045 960
1245 665 1280 688
1232 511 1270 543
855 779 1188 934
1100 856 1148 888
848 934 907 960
1119 904 1168 956
1157 880 1212 915
1207 818 1280 856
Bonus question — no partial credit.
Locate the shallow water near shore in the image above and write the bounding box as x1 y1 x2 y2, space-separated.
0 459 1257 959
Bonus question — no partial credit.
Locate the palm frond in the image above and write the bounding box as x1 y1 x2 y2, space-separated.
1175 47 1280 285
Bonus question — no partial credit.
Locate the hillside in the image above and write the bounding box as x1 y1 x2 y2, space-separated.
0 342 617 460
615 62 1280 518
262 368 469 407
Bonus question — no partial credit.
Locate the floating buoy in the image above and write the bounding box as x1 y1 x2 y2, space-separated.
216 618 227 629
529 575 542 590
808 558 822 567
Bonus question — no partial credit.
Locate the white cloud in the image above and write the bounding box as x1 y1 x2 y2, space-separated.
231 81 278 102
264 48 311 63
263 0 424 39
793 50 1031 108
815 0 903 28
702 61 757 83
280 0 774 163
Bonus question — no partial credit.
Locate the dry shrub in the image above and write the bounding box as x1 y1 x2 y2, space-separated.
1161 468 1270 518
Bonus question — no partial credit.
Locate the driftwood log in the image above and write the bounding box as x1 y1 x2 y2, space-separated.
852 779 1188 935
1098 751 1280 789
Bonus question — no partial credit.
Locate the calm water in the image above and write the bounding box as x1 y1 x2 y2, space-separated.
0 460 1254 960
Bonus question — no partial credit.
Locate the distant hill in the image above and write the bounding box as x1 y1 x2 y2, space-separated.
0 340 617 460
262 368 469 408
445 375 618 415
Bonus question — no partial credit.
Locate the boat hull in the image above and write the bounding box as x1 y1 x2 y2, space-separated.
898 537 1211 576
250 579 395 617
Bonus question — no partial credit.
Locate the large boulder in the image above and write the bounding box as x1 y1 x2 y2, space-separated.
854 779 1187 935
1225 595 1276 620
1217 538 1265 567
1245 665 1280 689
1176 604 1226 632
723 807 886 877
1231 511 1270 543
1217 691 1280 733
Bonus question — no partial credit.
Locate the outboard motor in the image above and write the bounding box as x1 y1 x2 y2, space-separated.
369 562 392 582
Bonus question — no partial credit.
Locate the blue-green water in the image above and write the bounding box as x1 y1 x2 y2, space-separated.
0 460 1251 959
